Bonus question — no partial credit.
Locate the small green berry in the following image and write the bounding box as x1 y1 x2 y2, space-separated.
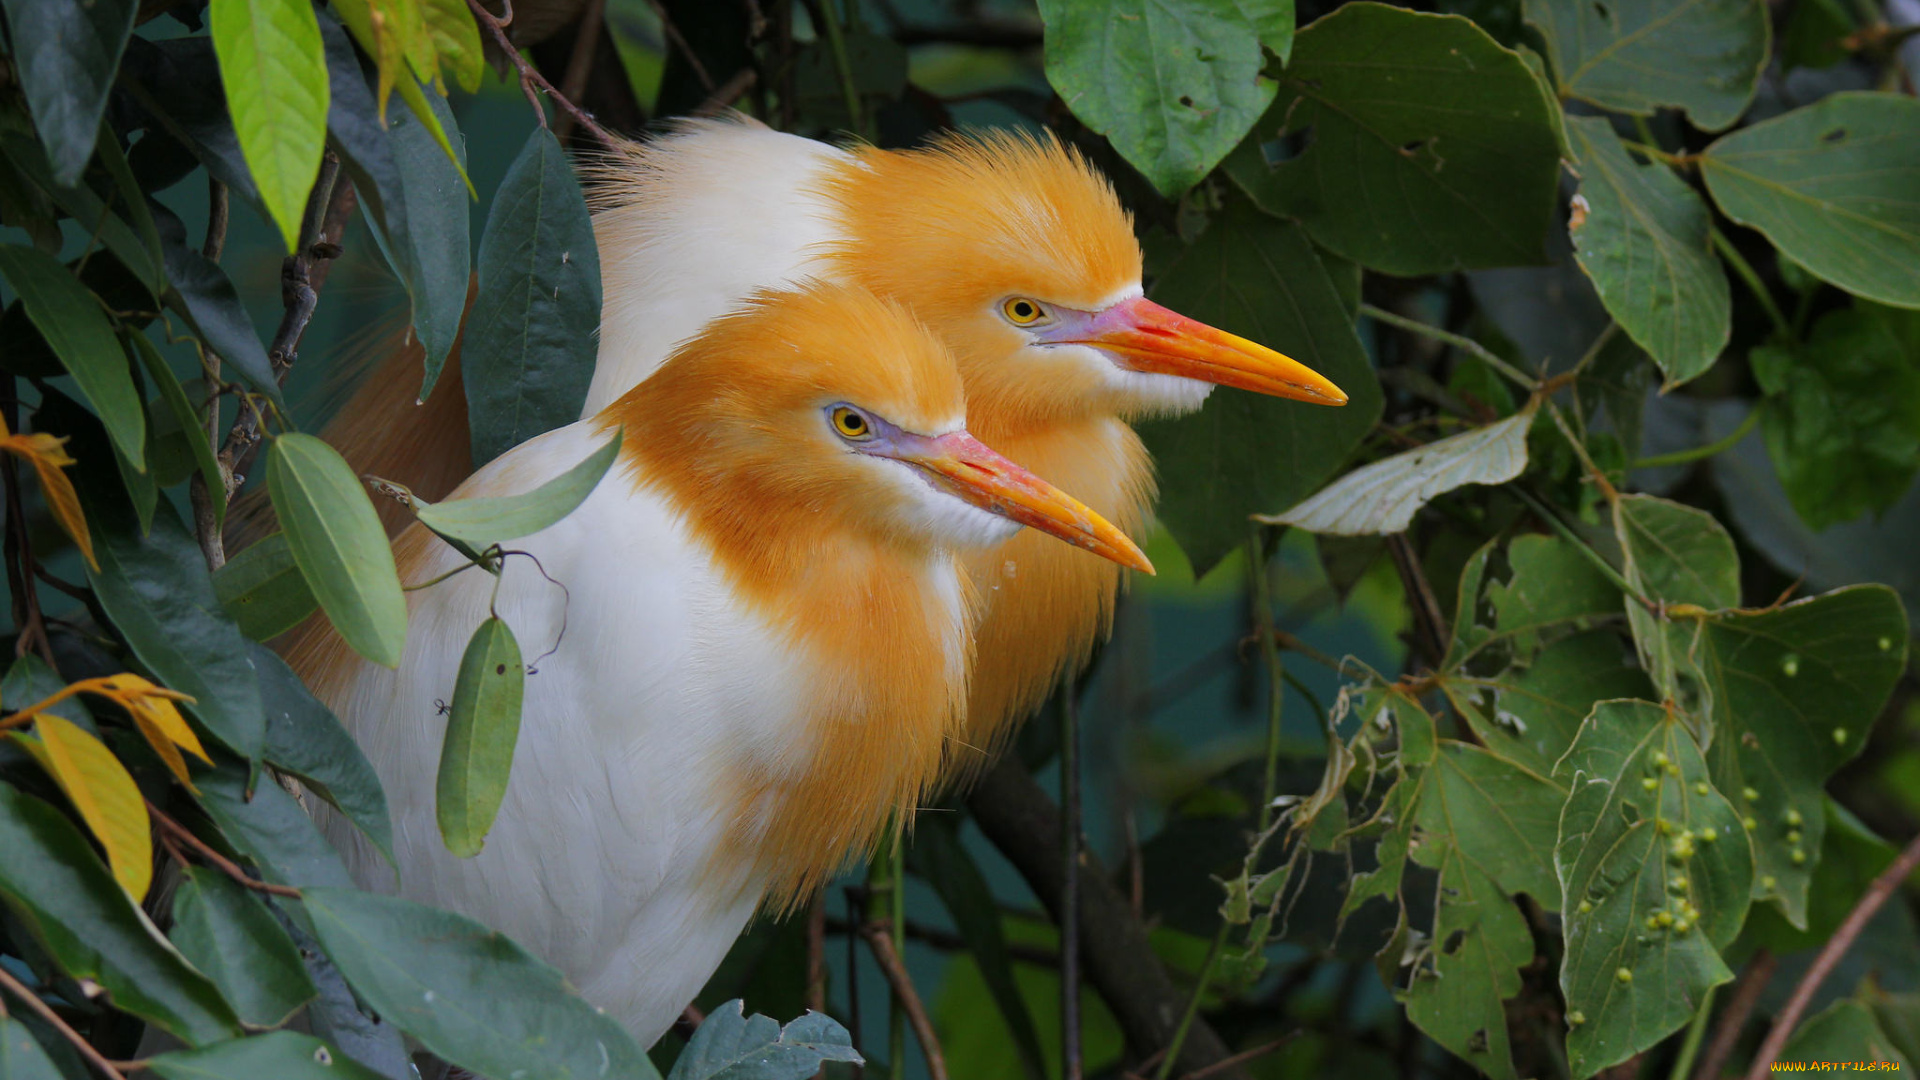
1785 808 1803 827
1743 787 1760 802
1693 781 1711 796
1762 875 1778 890
1616 967 1633 984
1642 777 1660 792
1665 762 1681 776
1569 1010 1587 1026
1780 654 1800 677
1658 819 1675 835
1786 830 1802 846
1645 914 1662 931
1743 816 1758 831
1791 848 1807 865
1696 828 1717 843
1670 837 1695 860
1673 919 1693 936
1834 728 1849 746
1880 637 1894 651
1652 751 1670 768
1669 875 1689 893
1654 910 1674 928
1577 900 1593 915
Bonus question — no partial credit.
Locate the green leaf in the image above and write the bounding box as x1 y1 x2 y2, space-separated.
382 90 470 399
667 1000 862 1080
266 434 408 668
1036 0 1290 197
1736 798 1899 956
1753 305 1920 531
118 38 261 207
152 205 284 409
1781 999 1913 1073
198 759 359 891
1566 117 1731 389
209 0 329 251
298 887 658 1080
435 617 524 858
0 0 136 183
464 126 601 465
1443 534 1625 668
0 784 242 1045
1258 404 1535 535
1554 700 1752 1078
254 643 393 865
148 1031 391 1080
1700 93 1920 309
1444 630 1652 777
0 245 146 470
0 129 165 295
1614 493 1740 701
415 433 619 548
213 533 320 642
419 0 483 93
126 332 225 528
1780 0 1856 72
1135 202 1380 574
1524 0 1769 131
0 1014 66 1080
169 868 318 1027
1224 3 1561 275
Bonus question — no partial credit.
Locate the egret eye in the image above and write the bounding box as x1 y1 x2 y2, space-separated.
1001 297 1048 326
830 406 872 440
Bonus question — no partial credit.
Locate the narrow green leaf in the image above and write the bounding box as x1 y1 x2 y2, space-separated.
266 434 408 668
255 642 394 865
0 785 242 1046
125 332 224 527
0 129 165 295
1524 0 1769 132
667 1001 862 1080
415 433 619 548
0 245 146 470
119 38 261 207
419 0 484 93
209 0 330 251
152 204 284 409
436 617 525 858
213 533 320 642
1566 116 1732 388
299 887 658 1079
169 868 318 1027
1780 999 1913 1073
382 89 470 398
0 1014 67 1080
1554 700 1752 1078
0 0 136 183
1700 92 1920 309
464 126 601 465
148 1031 390 1080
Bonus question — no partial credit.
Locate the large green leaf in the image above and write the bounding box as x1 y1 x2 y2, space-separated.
1736 798 1900 956
254 643 393 865
0 785 242 1046
0 245 146 470
1036 0 1291 197
147 1031 390 1080
1554 700 1752 1078
667 1001 862 1080
1780 999 1913 1073
463 127 601 466
197 761 357 890
1444 534 1624 669
382 89 470 399
266 434 408 668
1135 202 1379 574
1224 3 1560 275
209 0 329 251
0 129 165 295
169 868 318 1028
414 433 619 548
1524 0 1769 132
1566 117 1731 389
213 532 320 642
435 617 524 858
1444 630 1652 777
0 0 136 183
1700 93 1920 309
299 887 658 1080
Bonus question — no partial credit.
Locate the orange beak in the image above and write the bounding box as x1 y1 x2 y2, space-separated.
896 432 1154 574
1063 296 1349 405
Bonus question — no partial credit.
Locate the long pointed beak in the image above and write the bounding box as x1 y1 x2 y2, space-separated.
1066 296 1349 405
897 432 1154 574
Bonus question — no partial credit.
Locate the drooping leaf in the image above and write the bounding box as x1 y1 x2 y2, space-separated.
0 1014 66 1080
667 1000 863 1080
197 760 357 891
1136 201 1380 574
435 617 525 858
209 0 330 251
0 245 146 471
419 0 483 93
126 332 225 530
1700 93 1920 309
0 784 242 1045
92 672 210 791
266 434 408 668
151 205 283 409
147 1031 391 1080
414 433 619 548
0 420 96 569
1524 0 1769 132
1258 404 1535 536
213 533 320 642
319 9 412 293
118 37 260 206
381 89 470 398
1224 3 1560 275
1036 0 1291 197
1554 700 1752 1078
464 126 601 465
254 643 393 864
0 0 137 183
14 715 151 901
1779 999 1913 1073
169 868 318 1027
299 887 659 1079
1566 116 1731 388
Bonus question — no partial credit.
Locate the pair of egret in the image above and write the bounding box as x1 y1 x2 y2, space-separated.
291 118 1346 1044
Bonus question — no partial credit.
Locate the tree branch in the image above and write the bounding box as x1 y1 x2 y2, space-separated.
551 0 607 145
467 0 621 151
1694 949 1775 1080
147 799 303 898
861 920 948 1080
0 964 128 1078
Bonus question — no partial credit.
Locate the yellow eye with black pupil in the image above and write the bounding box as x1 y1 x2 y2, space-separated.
831 407 870 439
1003 298 1043 324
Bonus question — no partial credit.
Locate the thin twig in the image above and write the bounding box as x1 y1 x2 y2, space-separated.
1742 832 1920 1080
824 916 1060 966
845 886 864 1079
807 890 828 1012
552 0 608 145
1694 949 1775 1080
147 799 303 898
1179 1033 1302 1080
191 178 227 569
1385 534 1448 670
1358 302 1538 392
1061 687 1083 1080
0 964 128 1078
1632 407 1762 470
467 0 620 150
1154 928 1227 1080
201 177 228 261
1710 227 1791 341
694 67 758 116
860 921 949 1080
644 0 717 92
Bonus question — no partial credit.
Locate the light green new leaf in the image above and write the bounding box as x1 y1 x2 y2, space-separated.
436 617 525 858
0 244 145 470
267 434 408 668
415 433 619 549
1224 3 1560 275
1780 999 1912 1073
1566 117 1731 388
213 532 320 642
148 1031 390 1080
666 1000 863 1080
210 0 329 251
1700 93 1920 309
1525 0 1769 132
1036 0 1290 197
419 0 483 93
1554 700 1752 1078
169 868 318 1028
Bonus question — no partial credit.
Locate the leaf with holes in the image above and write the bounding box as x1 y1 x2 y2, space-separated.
1445 535 1625 669
666 1000 863 1080
1441 630 1652 777
1524 0 1769 131
148 1031 392 1080
435 617 525 859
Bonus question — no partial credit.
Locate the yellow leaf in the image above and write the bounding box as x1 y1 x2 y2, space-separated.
0 429 96 570
93 674 209 790
28 715 153 901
